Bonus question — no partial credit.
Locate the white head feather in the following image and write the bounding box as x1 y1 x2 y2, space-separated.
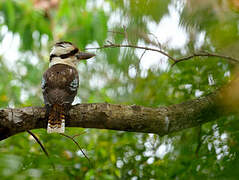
50 42 75 56
49 42 78 68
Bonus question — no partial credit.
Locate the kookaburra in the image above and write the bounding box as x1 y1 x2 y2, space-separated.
42 41 95 133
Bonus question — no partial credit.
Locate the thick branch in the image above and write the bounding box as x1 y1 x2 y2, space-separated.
0 90 228 141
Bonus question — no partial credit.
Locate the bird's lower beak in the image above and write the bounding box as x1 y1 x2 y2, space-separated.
76 52 96 60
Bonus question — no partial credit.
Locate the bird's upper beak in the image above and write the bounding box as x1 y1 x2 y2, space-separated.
76 51 96 60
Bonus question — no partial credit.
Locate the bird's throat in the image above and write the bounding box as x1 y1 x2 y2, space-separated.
49 57 77 69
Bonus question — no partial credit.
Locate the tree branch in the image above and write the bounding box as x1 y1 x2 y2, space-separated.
171 51 239 66
27 130 49 158
0 90 229 141
85 42 176 61
60 133 91 164
85 43 239 65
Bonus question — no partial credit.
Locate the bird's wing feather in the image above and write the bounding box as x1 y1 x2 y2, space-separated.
42 64 79 105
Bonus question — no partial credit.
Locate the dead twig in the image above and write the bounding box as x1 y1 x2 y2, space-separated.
72 131 87 138
60 133 91 165
148 32 162 49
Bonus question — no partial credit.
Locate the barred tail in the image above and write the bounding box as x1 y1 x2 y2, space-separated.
47 104 65 133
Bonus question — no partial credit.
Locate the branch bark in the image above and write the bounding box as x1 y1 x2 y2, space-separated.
0 90 228 141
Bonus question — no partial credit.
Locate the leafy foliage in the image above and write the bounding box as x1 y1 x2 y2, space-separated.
0 0 239 179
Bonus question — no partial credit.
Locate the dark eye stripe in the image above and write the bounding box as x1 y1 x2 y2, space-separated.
56 41 72 45
50 48 79 61
60 48 79 58
50 54 57 61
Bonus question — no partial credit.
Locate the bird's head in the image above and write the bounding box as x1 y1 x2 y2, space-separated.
49 41 95 68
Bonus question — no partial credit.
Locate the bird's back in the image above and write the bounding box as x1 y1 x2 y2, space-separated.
42 64 79 105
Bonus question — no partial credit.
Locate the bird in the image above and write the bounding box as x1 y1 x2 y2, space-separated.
42 41 95 133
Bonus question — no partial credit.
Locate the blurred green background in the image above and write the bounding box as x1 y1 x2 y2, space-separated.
0 0 239 179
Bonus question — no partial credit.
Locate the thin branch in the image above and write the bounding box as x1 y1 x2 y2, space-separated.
27 130 49 157
135 49 147 76
171 51 239 67
85 43 176 61
148 32 162 49
139 49 147 63
105 29 239 65
85 43 239 66
72 131 87 138
60 133 91 165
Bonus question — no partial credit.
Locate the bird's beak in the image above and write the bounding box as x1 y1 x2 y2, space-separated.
76 51 96 60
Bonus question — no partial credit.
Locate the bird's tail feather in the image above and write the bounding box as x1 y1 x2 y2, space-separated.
47 104 65 133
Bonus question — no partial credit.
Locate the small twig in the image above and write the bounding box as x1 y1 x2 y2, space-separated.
123 26 129 42
60 133 91 165
139 50 147 60
139 49 147 64
107 30 125 35
27 130 55 170
135 50 147 76
148 32 162 49
108 29 162 48
171 51 239 67
72 131 87 138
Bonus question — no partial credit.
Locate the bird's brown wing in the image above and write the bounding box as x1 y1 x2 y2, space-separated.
42 64 79 106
